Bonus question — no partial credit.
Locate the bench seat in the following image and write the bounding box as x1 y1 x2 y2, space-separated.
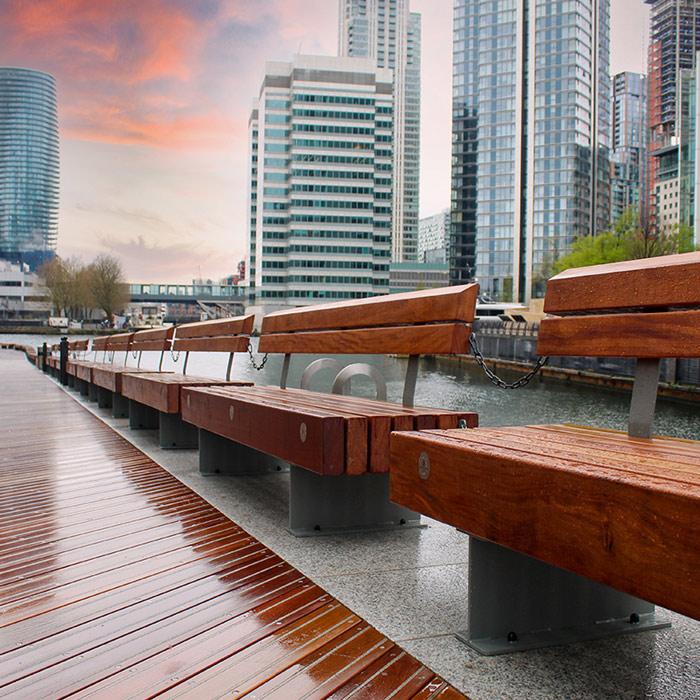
183 384 478 477
391 423 700 623
122 372 251 415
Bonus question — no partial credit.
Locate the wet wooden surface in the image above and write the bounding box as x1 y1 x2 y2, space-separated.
391 423 700 622
1 350 467 699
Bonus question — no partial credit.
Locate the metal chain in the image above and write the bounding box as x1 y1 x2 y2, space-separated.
248 344 269 371
469 334 548 390
170 346 181 363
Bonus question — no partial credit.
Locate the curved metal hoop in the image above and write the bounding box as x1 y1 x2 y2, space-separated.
331 363 387 401
301 358 345 392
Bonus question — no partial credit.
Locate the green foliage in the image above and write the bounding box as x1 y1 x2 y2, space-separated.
552 208 697 276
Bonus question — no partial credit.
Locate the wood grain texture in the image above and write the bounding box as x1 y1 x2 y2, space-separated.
67 340 89 352
182 386 346 475
107 332 134 352
131 326 175 352
174 314 254 339
261 284 478 334
91 336 110 352
0 350 467 699
172 336 250 353
122 373 250 413
543 251 700 313
91 366 152 393
258 323 472 356
537 309 700 357
390 425 700 621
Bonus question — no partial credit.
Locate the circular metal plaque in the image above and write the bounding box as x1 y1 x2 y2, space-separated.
418 452 430 480
299 422 307 443
229 405 235 421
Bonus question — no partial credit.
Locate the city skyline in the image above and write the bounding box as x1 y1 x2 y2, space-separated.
0 0 649 283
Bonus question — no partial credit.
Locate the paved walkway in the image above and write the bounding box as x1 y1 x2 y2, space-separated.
0 350 465 699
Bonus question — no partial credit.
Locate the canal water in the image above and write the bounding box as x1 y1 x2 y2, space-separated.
5 333 700 441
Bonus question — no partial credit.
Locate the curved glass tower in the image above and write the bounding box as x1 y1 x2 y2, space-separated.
0 68 59 269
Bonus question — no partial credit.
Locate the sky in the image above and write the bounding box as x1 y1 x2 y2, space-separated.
0 0 650 283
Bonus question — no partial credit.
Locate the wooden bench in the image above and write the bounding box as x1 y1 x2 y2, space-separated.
391 251 700 654
181 284 479 535
121 316 254 448
88 328 174 416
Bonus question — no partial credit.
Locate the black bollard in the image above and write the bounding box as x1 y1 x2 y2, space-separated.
41 342 48 372
59 336 68 385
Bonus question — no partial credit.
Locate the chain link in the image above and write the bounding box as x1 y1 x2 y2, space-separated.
170 346 181 363
248 344 269 371
469 334 548 390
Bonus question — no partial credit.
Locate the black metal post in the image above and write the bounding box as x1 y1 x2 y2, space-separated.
59 336 68 385
41 342 48 372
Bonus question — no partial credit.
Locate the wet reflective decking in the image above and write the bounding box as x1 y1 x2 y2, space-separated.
0 350 466 699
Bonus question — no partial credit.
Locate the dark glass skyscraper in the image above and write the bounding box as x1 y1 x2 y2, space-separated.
0 68 59 270
451 1 611 302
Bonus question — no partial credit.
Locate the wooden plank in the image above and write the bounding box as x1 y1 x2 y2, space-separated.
174 314 254 339
258 323 472 356
182 386 345 475
107 332 134 352
122 373 250 414
537 309 700 358
173 335 250 353
130 326 174 352
91 337 110 352
261 283 478 333
229 387 370 474
91 366 152 393
67 340 89 352
543 251 700 313
390 427 700 622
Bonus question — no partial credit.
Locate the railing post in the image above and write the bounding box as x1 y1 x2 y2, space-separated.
59 336 69 386
41 342 48 372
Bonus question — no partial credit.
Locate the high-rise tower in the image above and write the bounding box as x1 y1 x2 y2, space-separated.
338 0 421 262
0 68 59 270
646 0 700 230
245 55 393 314
450 1 611 303
611 72 647 223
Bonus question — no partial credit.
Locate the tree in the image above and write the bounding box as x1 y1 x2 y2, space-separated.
88 253 129 325
552 208 697 276
38 255 90 319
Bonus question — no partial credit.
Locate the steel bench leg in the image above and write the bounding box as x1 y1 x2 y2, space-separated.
128 400 159 430
87 382 98 402
77 378 89 397
112 393 129 418
198 429 288 475
159 412 198 449
96 386 112 409
288 465 422 537
461 537 670 655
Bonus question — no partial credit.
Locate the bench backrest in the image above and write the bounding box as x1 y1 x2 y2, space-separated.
258 284 478 356
67 339 89 357
538 251 700 438
172 315 254 353
91 336 110 353
130 326 175 352
108 332 134 354
538 251 700 359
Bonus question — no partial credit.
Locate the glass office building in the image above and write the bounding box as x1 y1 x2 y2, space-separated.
339 0 421 262
610 72 647 223
0 68 59 270
245 55 393 314
451 1 611 302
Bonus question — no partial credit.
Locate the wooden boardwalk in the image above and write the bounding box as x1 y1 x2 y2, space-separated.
0 350 467 700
